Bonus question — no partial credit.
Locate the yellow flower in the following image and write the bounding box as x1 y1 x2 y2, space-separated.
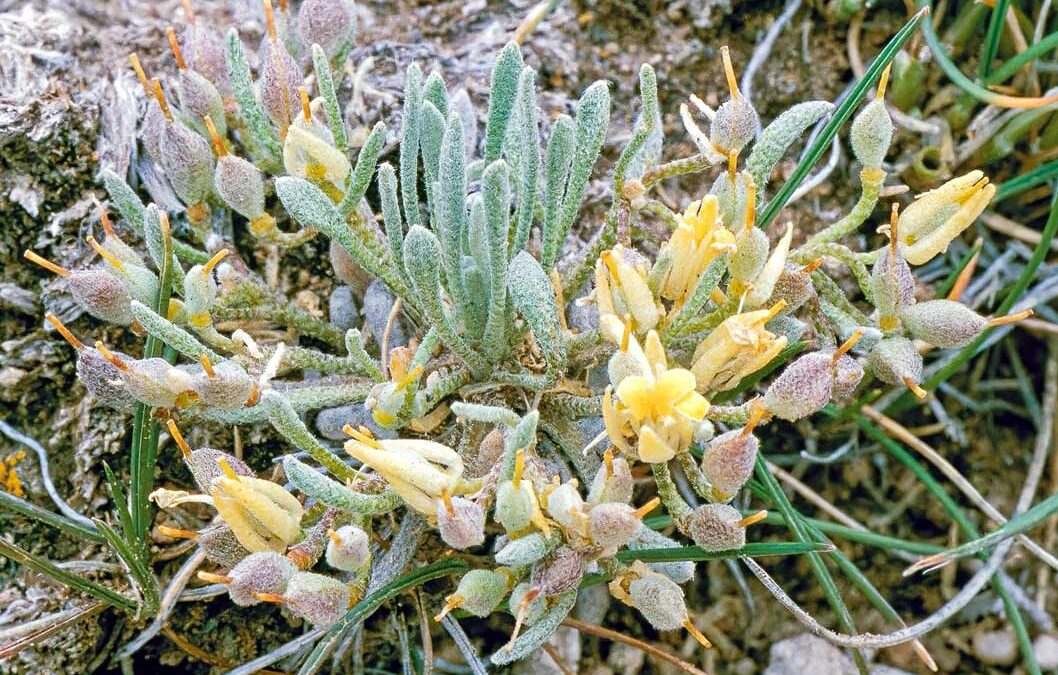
602 327 710 464
594 246 662 333
344 427 463 515
657 195 736 303
211 459 304 553
897 171 994 265
690 302 787 393
283 118 351 201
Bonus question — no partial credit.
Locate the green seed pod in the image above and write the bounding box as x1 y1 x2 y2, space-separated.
297 0 357 62
159 120 214 207
898 299 988 349
587 452 633 506
183 250 227 328
191 359 255 410
186 447 253 493
325 524 370 572
763 352 834 421
68 268 135 325
685 503 745 551
436 496 486 550
531 546 583 596
709 170 748 227
870 245 915 329
177 69 225 135
225 551 298 606
626 527 696 584
850 98 893 169
258 41 302 130
588 502 643 552
449 569 509 618
730 225 769 285
495 479 534 533
700 428 758 501
508 581 546 627
545 481 586 532
629 570 690 631
198 525 252 567
215 154 266 220
282 571 351 628
711 97 758 155
868 336 923 390
494 532 550 567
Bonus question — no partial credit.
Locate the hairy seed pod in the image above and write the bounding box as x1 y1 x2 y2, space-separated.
180 25 230 95
587 453 633 506
325 524 370 571
76 348 135 410
709 170 748 228
899 299 987 349
767 313 806 344
870 245 915 329
700 429 758 501
283 572 351 628
850 98 893 169
531 546 584 596
770 263 816 313
508 581 546 627
215 154 266 219
140 103 168 163
192 360 255 410
730 225 769 286
159 120 214 207
68 268 135 325
297 0 357 61
546 481 586 532
259 41 303 130
626 527 696 584
868 336 923 388
831 353 864 400
226 551 299 606
685 503 745 551
763 352 834 421
711 98 758 155
177 69 225 134
436 495 486 550
186 448 253 493
495 479 534 534
629 570 689 631
198 525 252 567
494 532 550 567
449 569 508 618
121 357 197 408
588 503 642 551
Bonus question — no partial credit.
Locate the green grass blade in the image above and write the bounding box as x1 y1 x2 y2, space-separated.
0 491 103 543
617 541 832 563
977 0 1010 80
758 9 925 229
0 537 135 612
984 32 1058 86
995 159 1058 203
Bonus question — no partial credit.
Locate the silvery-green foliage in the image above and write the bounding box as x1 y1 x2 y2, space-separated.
745 101 833 191
225 28 281 168
491 590 578 665
283 455 400 515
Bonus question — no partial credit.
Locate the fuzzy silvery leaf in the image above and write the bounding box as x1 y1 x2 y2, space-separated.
99 169 145 235
461 258 488 341
556 81 610 253
130 300 219 362
283 455 400 515
142 204 186 290
399 63 423 226
512 67 540 255
311 43 348 151
420 101 446 205
438 114 469 312
541 114 575 270
483 42 523 164
225 28 282 169
344 328 384 381
198 381 372 425
450 401 521 427
500 410 539 479
507 251 566 369
264 390 360 481
338 121 386 217
423 71 448 118
481 159 511 362
745 101 833 192
615 64 661 190
377 163 408 285
490 589 577 665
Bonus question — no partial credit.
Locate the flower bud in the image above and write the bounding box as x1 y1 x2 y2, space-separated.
850 99 893 169
701 424 760 502
729 224 769 288
212 460 305 553
203 551 298 606
191 356 255 410
184 249 228 328
545 480 587 532
297 0 357 61
531 546 584 596
436 569 510 621
436 491 485 550
870 244 915 330
587 449 633 506
685 503 748 551
494 532 550 567
325 525 370 571
279 571 351 628
868 336 925 397
495 449 535 533
589 498 657 552
897 171 995 265
709 169 749 228
898 299 986 349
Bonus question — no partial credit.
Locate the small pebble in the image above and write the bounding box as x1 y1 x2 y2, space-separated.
972 629 1017 667
1033 633 1058 670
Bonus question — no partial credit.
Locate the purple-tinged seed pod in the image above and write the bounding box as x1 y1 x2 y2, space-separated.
325 524 370 571
167 418 254 492
868 336 925 398
764 352 834 422
531 546 584 596
709 47 759 156
628 570 687 631
898 300 1036 350
700 405 764 501
198 551 298 606
26 253 135 326
588 498 658 552
685 503 764 552
98 350 197 409
176 68 225 135
831 353 864 400
264 571 351 628
214 154 266 220
191 356 255 410
157 111 214 210
587 448 633 506
258 39 303 132
770 262 817 313
297 0 357 62
435 569 509 621
871 206 916 331
179 20 230 96
198 525 253 567
45 313 136 410
436 492 486 550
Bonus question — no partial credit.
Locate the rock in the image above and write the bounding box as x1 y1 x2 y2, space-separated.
764 634 857 675
1033 633 1058 670
972 629 1018 667
328 285 359 330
